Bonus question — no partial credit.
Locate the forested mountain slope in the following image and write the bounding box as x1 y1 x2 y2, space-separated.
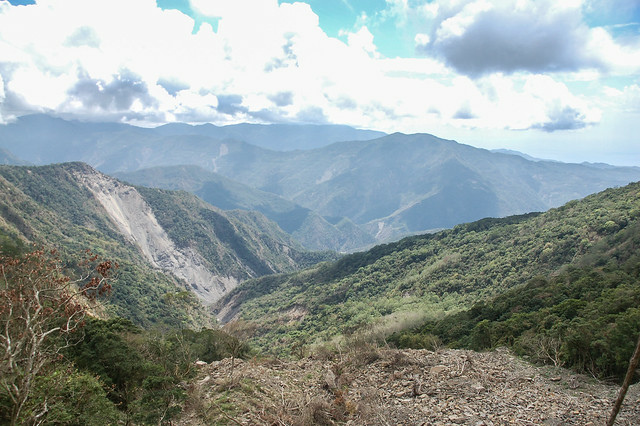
0 163 204 328
392 193 640 381
215 181 640 357
206 132 640 240
0 163 332 326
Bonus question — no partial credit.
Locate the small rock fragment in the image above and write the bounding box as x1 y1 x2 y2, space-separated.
430 365 447 374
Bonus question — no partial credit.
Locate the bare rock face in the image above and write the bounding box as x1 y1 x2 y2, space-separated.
73 168 237 304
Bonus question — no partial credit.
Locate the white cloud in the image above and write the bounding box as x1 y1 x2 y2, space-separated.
190 0 277 20
0 0 610 135
622 85 640 112
8 66 74 110
587 27 640 75
523 75 601 131
414 0 639 77
414 33 430 46
380 0 409 24
602 84 640 113
345 27 379 58
378 57 448 77
0 74 5 124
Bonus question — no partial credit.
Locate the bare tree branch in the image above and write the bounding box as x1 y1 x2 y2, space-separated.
607 332 640 426
0 249 116 425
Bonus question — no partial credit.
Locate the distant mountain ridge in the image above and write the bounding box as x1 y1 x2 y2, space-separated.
489 148 549 162
0 147 28 165
115 165 374 252
1 114 639 242
0 114 384 160
197 132 640 239
154 121 386 151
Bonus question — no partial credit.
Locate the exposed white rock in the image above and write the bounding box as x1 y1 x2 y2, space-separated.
73 168 237 304
211 143 229 173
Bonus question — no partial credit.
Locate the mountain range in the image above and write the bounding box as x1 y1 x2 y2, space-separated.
153 121 386 151
2 115 639 248
2 115 640 422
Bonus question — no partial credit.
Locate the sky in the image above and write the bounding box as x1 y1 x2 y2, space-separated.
0 0 639 165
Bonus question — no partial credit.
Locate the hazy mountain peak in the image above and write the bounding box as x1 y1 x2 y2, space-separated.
2 116 640 244
153 119 386 151
490 148 551 162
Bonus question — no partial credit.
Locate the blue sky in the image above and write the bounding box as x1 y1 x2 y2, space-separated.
1 0 639 165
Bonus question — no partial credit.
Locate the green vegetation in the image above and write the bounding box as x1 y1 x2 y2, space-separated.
0 247 249 425
137 185 336 278
0 248 118 425
1 314 249 425
391 217 640 382
66 318 249 424
0 163 211 329
217 182 640 361
2 155 640 421
0 163 335 329
5 115 640 243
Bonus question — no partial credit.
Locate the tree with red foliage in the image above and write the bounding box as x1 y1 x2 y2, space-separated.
0 249 116 425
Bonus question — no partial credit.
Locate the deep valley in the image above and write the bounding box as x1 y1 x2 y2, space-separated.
1 118 639 425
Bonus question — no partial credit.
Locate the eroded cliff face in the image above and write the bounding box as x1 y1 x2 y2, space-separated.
73 168 238 304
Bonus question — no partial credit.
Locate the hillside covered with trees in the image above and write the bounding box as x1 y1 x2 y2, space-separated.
0 163 333 326
1 162 639 423
391 213 640 381
216 181 640 380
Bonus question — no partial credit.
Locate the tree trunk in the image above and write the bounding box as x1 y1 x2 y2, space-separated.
607 332 640 426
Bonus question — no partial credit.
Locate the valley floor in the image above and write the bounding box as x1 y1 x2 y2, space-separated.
178 347 640 425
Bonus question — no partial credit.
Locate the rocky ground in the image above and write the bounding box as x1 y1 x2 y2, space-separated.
178 347 640 425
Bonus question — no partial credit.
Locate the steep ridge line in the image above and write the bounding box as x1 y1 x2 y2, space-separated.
72 168 238 304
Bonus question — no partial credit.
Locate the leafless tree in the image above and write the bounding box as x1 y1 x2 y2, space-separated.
222 320 255 374
0 249 115 425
